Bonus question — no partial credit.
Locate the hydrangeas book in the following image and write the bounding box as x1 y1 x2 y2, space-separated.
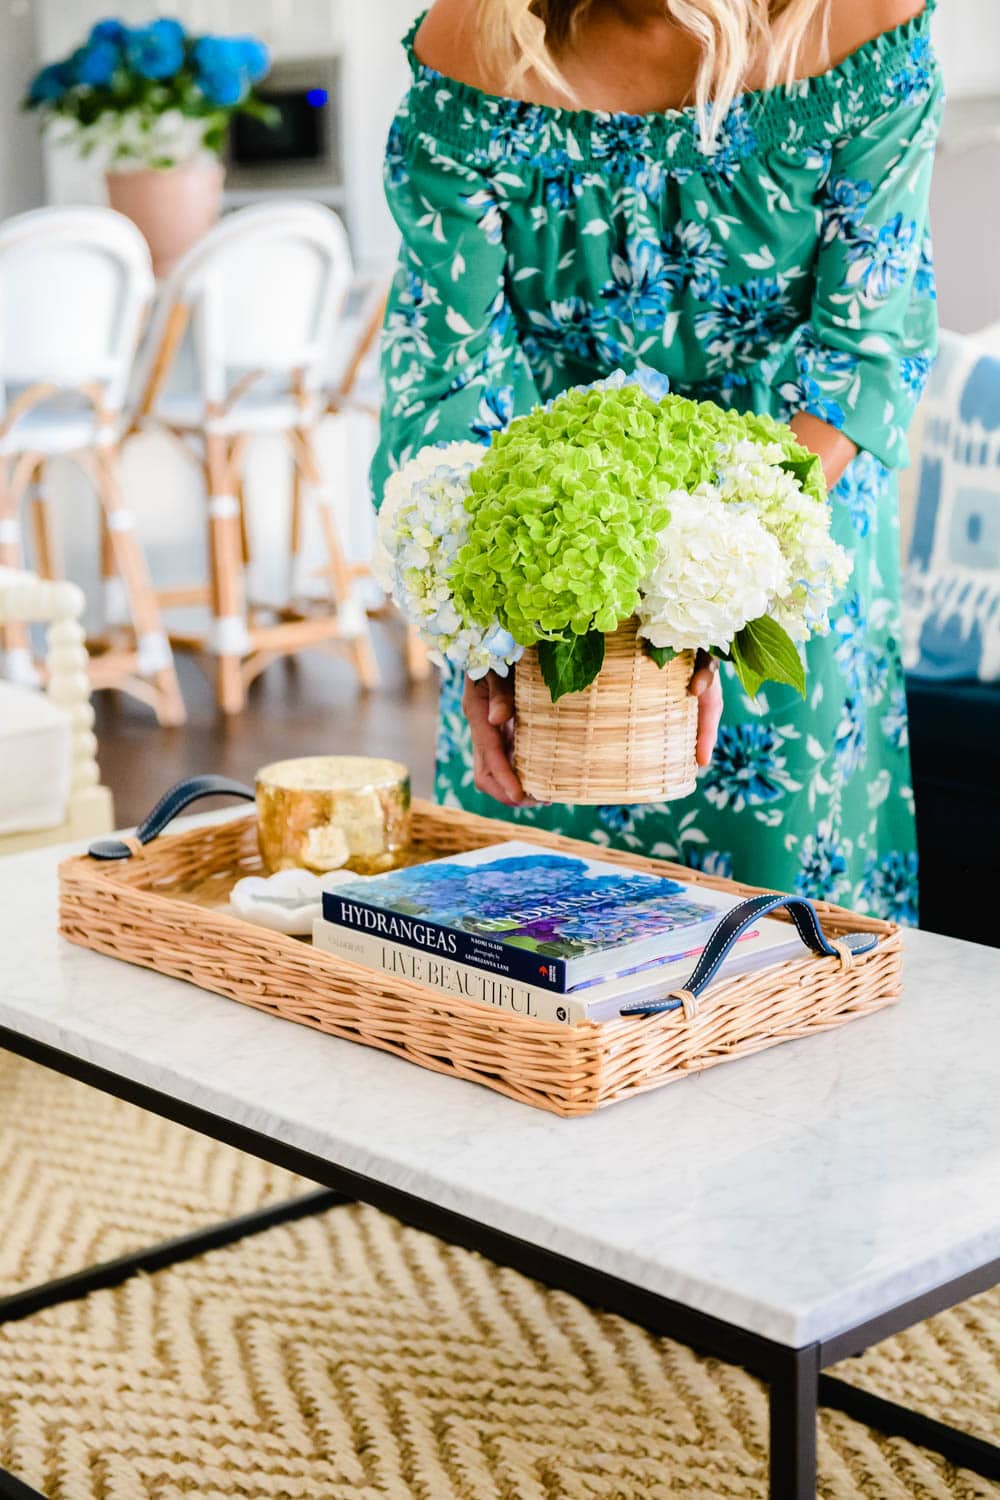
321 840 782 993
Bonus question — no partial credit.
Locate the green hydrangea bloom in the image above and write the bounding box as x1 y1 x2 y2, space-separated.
454 384 678 645
452 387 827 651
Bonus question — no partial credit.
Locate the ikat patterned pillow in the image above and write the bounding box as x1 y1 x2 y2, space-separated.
904 330 1000 680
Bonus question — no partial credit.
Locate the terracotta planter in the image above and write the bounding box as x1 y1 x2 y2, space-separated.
106 158 224 277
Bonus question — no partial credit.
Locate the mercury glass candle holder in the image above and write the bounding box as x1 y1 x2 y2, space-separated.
255 756 411 875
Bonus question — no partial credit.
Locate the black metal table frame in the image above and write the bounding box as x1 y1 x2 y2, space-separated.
0 1026 996 1500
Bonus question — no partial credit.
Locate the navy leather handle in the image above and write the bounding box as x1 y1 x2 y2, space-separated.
620 893 879 1019
88 775 255 861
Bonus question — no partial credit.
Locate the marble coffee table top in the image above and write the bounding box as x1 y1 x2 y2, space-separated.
1 818 998 1348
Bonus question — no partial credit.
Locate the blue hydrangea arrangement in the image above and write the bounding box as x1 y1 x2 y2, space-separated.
23 18 274 168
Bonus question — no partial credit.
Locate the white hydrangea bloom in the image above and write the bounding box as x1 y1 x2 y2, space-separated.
637 486 789 653
715 439 853 641
374 443 522 680
49 108 213 170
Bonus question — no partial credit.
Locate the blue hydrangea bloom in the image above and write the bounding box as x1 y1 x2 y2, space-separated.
126 18 185 80
200 67 244 106
73 39 119 87
193 38 248 105
89 19 128 48
28 62 72 103
237 36 269 85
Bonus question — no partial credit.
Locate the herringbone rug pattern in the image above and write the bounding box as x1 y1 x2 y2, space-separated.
0 1054 996 1499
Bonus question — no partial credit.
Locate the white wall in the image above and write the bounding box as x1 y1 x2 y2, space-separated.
934 0 1000 100
340 0 424 270
0 0 46 219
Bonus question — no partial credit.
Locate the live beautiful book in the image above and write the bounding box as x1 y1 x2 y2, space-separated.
319 840 798 995
311 920 801 1025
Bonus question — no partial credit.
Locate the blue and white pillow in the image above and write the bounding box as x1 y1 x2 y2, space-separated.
904 330 1000 680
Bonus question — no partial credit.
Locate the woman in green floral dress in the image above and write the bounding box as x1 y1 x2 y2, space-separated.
372 0 942 923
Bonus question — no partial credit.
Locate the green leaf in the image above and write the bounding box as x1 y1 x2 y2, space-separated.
537 629 605 702
644 642 677 669
779 452 825 494
731 617 806 700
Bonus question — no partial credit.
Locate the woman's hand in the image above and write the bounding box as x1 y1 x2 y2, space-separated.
689 651 723 766
463 671 531 806
464 651 723 805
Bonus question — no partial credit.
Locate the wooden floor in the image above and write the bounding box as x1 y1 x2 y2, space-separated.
94 622 439 828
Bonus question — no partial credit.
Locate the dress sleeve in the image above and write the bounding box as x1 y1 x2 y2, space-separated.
370 120 541 509
769 49 944 469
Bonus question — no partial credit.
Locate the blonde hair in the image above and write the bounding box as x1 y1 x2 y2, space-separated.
476 0 831 144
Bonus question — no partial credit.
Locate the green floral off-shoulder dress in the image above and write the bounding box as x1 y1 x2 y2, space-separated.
372 5 943 923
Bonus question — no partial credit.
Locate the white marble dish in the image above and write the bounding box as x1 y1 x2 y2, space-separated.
229 866 358 935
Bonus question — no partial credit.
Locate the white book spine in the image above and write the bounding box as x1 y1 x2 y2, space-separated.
311 921 590 1025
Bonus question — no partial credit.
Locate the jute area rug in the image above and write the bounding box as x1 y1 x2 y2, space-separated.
0 1054 996 1500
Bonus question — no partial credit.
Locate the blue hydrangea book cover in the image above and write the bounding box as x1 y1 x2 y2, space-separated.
320 840 747 992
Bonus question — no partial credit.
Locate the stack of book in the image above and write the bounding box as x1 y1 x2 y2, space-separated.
312 840 801 1025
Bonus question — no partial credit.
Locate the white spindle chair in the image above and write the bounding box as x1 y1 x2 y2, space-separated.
134 201 379 715
0 206 185 726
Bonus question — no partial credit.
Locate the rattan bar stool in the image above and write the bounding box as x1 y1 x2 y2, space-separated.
133 201 380 715
0 207 185 725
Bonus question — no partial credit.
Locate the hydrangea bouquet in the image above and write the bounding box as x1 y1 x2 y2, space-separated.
376 380 851 801
23 18 274 167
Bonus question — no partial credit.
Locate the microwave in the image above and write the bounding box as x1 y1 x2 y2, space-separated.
227 57 341 189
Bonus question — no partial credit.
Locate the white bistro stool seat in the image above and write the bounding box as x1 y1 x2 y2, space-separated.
134 202 379 715
0 207 185 726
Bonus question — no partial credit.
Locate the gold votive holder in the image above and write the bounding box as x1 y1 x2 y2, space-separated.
255 756 411 875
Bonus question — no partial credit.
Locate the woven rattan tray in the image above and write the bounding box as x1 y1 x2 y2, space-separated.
58 800 903 1116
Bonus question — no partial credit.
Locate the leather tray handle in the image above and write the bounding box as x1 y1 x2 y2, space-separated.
88 775 256 861
620 893 880 1019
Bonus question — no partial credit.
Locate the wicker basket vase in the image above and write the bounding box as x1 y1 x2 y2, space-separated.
513 617 698 804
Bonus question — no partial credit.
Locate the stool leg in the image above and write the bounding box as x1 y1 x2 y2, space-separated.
230 435 251 568
205 425 249 715
288 442 303 603
294 426 379 690
93 441 186 727
405 626 432 683
0 452 42 685
28 458 61 581
99 503 130 644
